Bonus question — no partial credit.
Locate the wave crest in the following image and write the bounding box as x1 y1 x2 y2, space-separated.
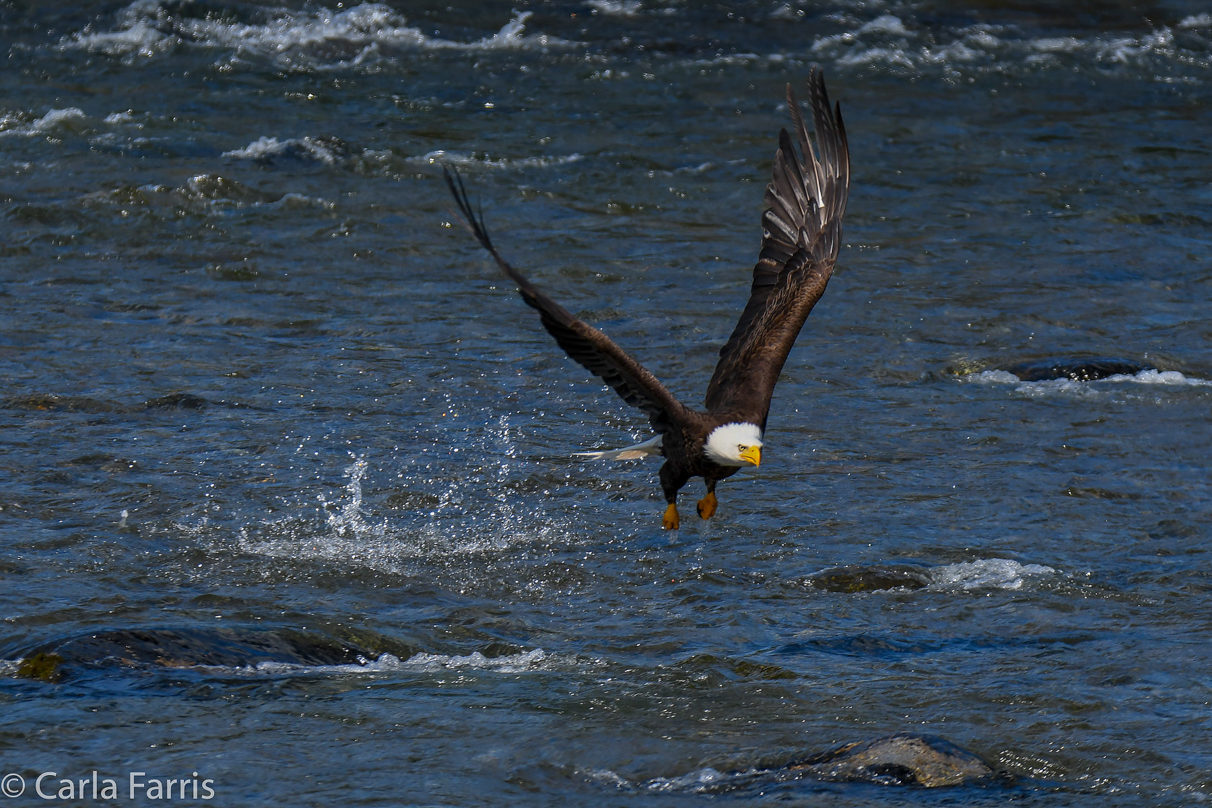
63 3 575 68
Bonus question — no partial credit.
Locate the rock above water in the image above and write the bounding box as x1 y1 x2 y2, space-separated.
787 733 994 787
999 357 1153 382
809 564 932 593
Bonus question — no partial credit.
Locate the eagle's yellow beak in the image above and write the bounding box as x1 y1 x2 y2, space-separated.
739 445 761 467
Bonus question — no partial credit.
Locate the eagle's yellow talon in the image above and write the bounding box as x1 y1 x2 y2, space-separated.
662 503 680 530
696 491 718 519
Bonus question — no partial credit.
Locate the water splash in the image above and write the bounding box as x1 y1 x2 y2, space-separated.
408 413 563 556
208 647 559 677
929 559 1056 592
227 411 567 581
318 458 387 541
231 456 400 573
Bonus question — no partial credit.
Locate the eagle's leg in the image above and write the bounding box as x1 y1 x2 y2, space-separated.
697 480 718 520
659 462 689 530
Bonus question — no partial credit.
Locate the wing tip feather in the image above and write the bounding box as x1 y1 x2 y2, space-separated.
705 67 850 412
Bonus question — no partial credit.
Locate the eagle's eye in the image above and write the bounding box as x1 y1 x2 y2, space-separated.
737 444 746 452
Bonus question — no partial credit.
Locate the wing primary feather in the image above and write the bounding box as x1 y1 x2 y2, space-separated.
785 86 823 214
785 84 814 168
443 167 690 433
704 67 850 423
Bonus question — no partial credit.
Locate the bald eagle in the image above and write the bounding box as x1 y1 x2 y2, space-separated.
445 68 849 529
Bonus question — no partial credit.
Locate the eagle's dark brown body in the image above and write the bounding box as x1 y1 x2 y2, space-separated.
445 68 850 528
658 411 741 499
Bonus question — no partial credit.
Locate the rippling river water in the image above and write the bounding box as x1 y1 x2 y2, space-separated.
2 0 1211 805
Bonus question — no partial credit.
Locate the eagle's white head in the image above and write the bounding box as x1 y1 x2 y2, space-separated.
704 422 763 467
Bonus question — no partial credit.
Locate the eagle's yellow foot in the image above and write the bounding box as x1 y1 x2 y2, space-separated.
696 491 718 520
662 503 680 530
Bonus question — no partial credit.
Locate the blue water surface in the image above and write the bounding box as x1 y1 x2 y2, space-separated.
2 1 1211 805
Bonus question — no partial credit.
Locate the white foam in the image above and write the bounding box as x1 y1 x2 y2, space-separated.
590 766 746 794
587 1 642 17
35 108 88 129
1031 37 1082 53
71 24 171 57
970 368 1211 392
457 10 576 51
6 648 565 679
838 46 917 69
645 767 727 793
0 107 87 138
860 15 911 36
929 559 1056 592
922 40 981 64
206 648 557 677
80 176 332 215
805 15 1192 75
685 52 763 67
269 192 335 210
414 149 583 170
392 648 554 673
979 373 1100 399
73 1 1194 78
586 769 631 789
961 28 1002 50
64 3 575 66
103 110 138 124
223 136 340 164
1103 369 1211 386
1094 28 1174 65
968 370 1019 385
67 0 174 58
182 3 426 54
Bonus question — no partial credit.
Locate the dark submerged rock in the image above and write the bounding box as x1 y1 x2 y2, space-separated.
787 733 994 787
140 392 209 410
5 392 213 413
678 653 798 681
999 357 1153 382
10 627 404 681
3 394 117 413
809 564 931 593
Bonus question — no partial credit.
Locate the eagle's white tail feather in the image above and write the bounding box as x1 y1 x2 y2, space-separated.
574 435 663 461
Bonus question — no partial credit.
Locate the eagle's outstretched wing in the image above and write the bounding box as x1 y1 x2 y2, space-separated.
703 67 850 427
445 168 691 434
